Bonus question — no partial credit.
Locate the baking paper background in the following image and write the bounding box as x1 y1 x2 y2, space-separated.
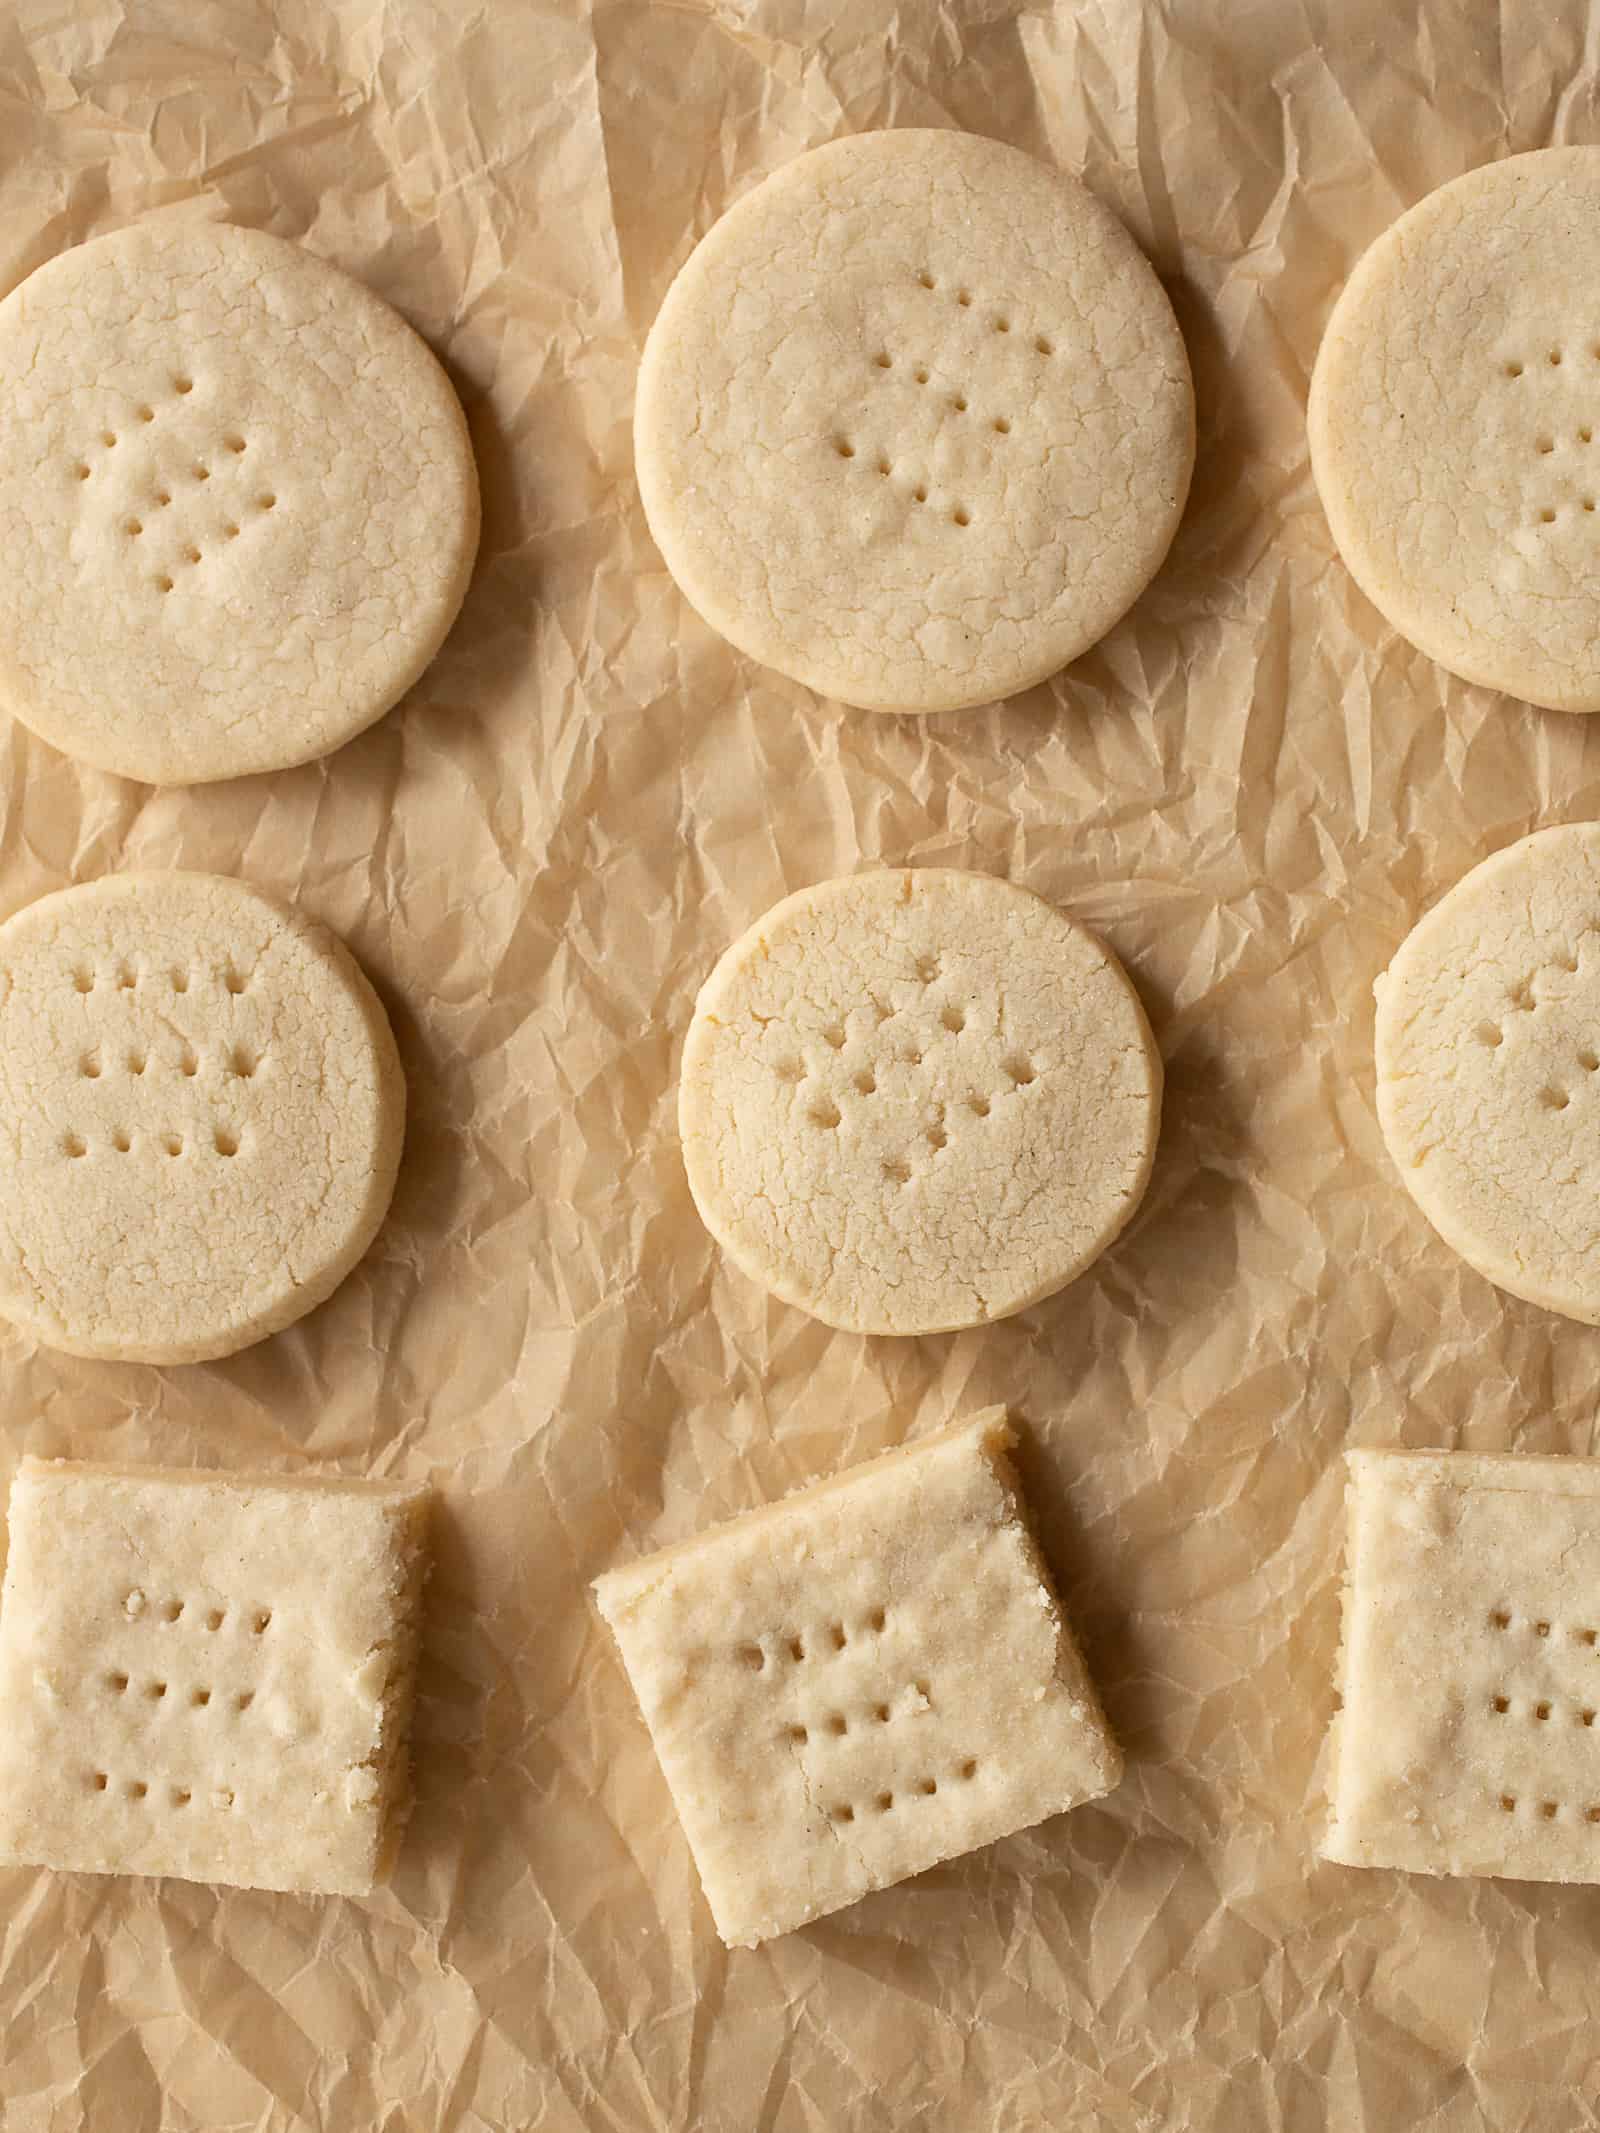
6 1 1600 2127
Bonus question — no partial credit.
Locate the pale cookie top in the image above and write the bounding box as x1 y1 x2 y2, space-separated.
0 220 479 783
635 130 1193 713
0 1457 430 1895
1375 823 1600 1325
595 1411 1121 1946
1324 1449 1600 1883
679 869 1161 1335
1310 148 1600 713
0 872 405 1363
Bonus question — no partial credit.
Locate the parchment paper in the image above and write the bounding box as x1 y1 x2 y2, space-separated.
6 2 1600 2127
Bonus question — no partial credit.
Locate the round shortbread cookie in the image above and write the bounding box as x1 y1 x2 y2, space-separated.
0 873 405 1362
679 869 1161 1335
1375 823 1600 1323
635 131 1193 714
1310 149 1600 713
0 220 479 783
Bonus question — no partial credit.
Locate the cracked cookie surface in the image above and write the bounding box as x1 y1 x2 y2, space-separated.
0 220 479 782
1375 822 1600 1322
679 867 1161 1335
635 130 1193 713
1311 148 1600 712
0 871 404 1362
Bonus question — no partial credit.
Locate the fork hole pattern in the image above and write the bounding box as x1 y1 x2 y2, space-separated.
824 1761 978 1825
1498 1794 1600 1824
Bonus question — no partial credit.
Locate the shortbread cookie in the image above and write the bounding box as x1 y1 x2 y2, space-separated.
0 872 405 1363
679 869 1160 1335
0 1457 430 1895
635 130 1193 713
595 1410 1121 1946
1310 149 1600 712
1374 823 1600 1323
1323 1447 1600 1882
0 219 479 782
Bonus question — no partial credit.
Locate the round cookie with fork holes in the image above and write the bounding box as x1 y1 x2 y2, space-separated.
1310 149 1600 712
0 219 479 783
1375 823 1600 1323
635 130 1193 713
0 872 405 1362
679 869 1162 1335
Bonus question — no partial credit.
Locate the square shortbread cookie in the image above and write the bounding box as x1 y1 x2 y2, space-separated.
0 1458 430 1896
593 1410 1122 1946
1324 1448 1600 1881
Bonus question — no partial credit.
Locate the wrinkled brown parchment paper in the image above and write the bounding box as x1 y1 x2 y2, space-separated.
6 2 1600 2127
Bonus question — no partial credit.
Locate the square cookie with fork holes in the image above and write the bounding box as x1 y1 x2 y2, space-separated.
593 1409 1122 1946
0 1458 430 1896
1324 1448 1600 1880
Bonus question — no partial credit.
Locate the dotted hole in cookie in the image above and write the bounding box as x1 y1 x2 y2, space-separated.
1540 1087 1571 1111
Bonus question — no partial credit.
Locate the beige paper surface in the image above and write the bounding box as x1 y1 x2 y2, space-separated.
5 1 1600 2127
